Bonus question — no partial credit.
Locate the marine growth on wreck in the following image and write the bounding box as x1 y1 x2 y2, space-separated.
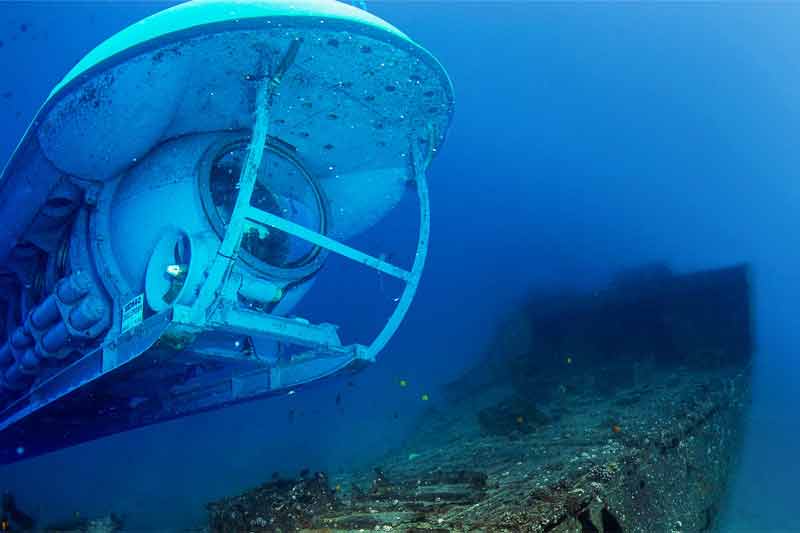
205 264 752 532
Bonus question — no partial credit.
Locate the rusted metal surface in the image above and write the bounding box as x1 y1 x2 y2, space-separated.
321 365 748 533
206 365 748 532
207 264 752 532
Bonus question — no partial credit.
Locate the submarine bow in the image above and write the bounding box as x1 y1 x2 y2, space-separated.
0 0 454 463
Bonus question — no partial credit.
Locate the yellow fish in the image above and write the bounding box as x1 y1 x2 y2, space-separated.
421 393 429 401
399 379 408 387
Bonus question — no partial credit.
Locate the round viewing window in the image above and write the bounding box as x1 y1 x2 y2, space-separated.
200 138 327 279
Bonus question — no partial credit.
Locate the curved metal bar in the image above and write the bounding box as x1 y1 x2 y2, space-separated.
363 136 432 362
242 130 434 363
190 64 274 322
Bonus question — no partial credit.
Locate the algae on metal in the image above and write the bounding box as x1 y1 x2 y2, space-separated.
206 264 752 532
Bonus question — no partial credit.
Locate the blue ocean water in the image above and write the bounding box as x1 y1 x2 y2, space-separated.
0 1 798 530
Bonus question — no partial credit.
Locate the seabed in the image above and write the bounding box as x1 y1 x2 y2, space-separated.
204 264 752 533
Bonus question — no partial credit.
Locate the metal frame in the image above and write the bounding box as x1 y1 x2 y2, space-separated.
197 135 329 279
183 44 434 366
0 42 436 461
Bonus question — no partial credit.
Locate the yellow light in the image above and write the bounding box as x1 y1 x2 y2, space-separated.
166 264 187 277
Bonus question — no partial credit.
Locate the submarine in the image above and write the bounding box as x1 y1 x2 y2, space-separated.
0 0 454 463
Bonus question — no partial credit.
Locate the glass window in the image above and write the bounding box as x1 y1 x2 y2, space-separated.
208 142 323 269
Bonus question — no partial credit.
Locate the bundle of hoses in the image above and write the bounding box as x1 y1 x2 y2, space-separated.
0 270 108 400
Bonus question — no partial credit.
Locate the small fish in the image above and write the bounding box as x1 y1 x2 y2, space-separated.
300 468 310 478
612 424 622 434
271 471 280 480
421 393 429 401
335 484 341 491
565 355 573 365
288 409 295 423
516 416 524 424
335 393 342 406
399 379 408 387
393 411 399 419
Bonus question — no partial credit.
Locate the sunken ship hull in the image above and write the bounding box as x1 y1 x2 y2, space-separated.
207 264 751 532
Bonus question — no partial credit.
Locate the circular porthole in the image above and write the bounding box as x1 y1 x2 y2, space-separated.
199 136 328 281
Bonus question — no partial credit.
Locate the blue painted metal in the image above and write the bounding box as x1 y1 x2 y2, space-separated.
0 0 454 463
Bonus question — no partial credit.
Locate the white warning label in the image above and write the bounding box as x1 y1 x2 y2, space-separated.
121 294 144 334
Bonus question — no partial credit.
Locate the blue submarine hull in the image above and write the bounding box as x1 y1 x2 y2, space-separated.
0 0 453 463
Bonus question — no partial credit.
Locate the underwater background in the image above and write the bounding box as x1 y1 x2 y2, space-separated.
0 1 799 530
